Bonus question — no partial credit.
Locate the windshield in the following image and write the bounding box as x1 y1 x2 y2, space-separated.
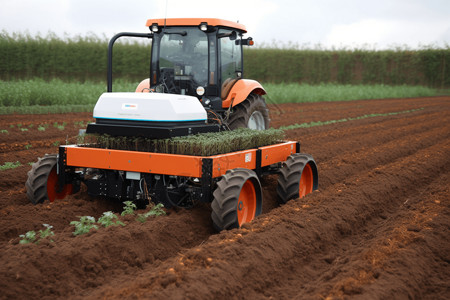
152 27 208 96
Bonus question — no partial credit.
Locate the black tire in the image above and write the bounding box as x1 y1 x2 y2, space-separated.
227 93 270 130
277 153 318 204
26 154 74 204
211 168 262 231
26 155 58 204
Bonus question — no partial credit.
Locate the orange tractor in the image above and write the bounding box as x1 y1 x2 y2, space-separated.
26 19 318 231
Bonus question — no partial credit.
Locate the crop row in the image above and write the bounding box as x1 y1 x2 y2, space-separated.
18 202 165 244
1 32 449 87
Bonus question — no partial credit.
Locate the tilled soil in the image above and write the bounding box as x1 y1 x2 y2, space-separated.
0 96 449 299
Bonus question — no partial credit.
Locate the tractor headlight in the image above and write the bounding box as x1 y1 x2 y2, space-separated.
151 24 159 32
199 22 208 31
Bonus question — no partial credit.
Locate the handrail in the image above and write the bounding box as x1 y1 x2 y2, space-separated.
107 32 153 92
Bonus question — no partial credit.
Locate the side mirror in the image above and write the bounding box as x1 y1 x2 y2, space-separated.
240 37 254 46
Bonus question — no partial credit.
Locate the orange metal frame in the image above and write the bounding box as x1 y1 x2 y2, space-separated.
63 141 297 178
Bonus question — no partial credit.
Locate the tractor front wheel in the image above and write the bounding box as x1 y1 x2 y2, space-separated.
26 154 74 204
211 168 262 231
227 93 270 130
277 153 318 204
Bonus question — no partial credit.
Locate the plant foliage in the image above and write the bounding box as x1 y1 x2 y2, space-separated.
19 224 54 244
1 32 448 88
70 216 98 236
98 211 125 227
136 203 166 223
81 128 286 156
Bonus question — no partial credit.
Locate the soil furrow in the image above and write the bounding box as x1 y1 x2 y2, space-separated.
268 159 450 299
84 122 450 299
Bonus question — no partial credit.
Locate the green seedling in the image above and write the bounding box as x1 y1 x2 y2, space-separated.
19 230 36 244
20 128 29 132
70 216 98 236
19 224 55 244
136 203 166 223
37 125 46 132
0 161 21 171
25 144 32 149
97 211 125 228
38 224 55 241
121 201 137 216
0 129 8 134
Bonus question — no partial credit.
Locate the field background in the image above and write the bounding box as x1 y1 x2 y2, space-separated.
1 32 449 88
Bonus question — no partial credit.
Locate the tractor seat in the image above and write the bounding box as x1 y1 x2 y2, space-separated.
221 78 237 99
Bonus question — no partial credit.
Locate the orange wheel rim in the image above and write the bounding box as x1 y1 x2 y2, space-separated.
237 180 256 226
299 163 313 198
47 167 72 203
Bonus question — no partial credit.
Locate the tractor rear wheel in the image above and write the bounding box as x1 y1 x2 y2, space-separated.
211 168 262 231
227 94 270 130
277 153 318 204
26 154 73 204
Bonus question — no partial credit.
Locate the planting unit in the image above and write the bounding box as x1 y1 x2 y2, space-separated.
26 141 317 231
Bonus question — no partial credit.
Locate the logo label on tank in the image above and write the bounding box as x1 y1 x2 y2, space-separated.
122 103 138 110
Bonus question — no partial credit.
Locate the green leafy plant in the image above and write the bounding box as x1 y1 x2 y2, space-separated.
0 161 21 171
20 127 28 132
52 141 60 147
0 129 8 134
19 230 36 244
19 224 54 244
25 144 32 149
70 216 98 236
38 224 55 241
37 125 46 131
136 203 166 223
97 211 125 228
121 201 137 216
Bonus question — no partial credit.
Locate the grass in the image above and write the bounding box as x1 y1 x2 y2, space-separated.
0 79 440 114
264 83 439 104
0 78 135 109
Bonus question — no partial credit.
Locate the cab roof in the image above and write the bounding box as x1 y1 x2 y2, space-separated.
145 18 247 33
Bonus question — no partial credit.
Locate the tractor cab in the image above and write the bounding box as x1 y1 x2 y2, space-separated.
144 18 254 112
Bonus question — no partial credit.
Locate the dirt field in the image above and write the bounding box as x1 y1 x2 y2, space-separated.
0 96 449 299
